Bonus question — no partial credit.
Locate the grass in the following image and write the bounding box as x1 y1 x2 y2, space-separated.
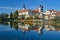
51 21 60 27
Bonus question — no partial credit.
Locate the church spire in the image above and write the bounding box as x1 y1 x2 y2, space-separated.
40 4 43 12
39 4 43 12
23 4 26 10
23 4 25 8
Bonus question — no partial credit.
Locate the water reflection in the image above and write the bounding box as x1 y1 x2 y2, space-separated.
0 21 60 35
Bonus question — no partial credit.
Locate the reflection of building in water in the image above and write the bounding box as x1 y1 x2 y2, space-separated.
38 27 43 35
44 24 55 31
32 24 44 35
18 23 29 32
18 23 44 34
3 21 57 34
45 24 51 31
4 21 58 34
7 22 10 25
49 26 55 30
54 27 60 32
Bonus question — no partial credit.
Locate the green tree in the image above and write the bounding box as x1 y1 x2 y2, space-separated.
10 12 13 20
52 16 60 22
13 10 18 19
0 13 9 21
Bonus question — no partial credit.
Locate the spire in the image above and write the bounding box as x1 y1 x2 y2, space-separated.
23 4 25 8
23 4 26 10
40 4 43 8
39 4 43 12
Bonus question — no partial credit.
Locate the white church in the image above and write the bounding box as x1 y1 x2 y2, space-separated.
18 4 44 19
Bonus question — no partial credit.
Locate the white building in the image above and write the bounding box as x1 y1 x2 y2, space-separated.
18 5 30 18
18 4 43 18
44 10 60 20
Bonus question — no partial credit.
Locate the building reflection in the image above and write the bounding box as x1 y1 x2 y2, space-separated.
44 23 55 31
1 21 60 35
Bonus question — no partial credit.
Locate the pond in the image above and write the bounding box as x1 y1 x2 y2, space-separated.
0 21 60 40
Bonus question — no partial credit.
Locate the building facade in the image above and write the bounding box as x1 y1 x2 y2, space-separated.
18 4 43 19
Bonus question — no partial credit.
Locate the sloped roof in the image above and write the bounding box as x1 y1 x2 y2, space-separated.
48 10 60 16
18 9 41 13
32 9 39 13
18 9 29 13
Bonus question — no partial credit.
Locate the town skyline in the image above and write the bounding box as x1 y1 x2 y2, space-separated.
0 0 60 14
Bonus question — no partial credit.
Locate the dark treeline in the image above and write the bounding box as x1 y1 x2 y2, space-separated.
0 10 18 22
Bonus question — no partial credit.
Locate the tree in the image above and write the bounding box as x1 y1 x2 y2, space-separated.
10 12 13 20
13 10 18 19
15 10 18 18
52 16 60 22
0 13 9 21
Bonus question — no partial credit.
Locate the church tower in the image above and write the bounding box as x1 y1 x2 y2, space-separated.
39 4 43 13
23 4 26 10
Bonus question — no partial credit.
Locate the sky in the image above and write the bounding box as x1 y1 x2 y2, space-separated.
0 0 60 14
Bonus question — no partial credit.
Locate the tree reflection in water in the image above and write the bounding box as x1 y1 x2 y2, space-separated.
0 21 59 35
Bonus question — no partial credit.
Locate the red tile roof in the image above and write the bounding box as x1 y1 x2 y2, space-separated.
52 11 60 16
49 10 53 12
18 9 40 13
49 10 60 16
18 10 29 13
32 9 39 13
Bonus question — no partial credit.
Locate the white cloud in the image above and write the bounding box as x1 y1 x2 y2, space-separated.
0 6 19 10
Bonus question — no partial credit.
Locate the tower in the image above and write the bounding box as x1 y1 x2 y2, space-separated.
39 4 43 13
23 4 26 10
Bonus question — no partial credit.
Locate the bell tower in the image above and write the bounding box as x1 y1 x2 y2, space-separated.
39 4 43 13
23 4 26 10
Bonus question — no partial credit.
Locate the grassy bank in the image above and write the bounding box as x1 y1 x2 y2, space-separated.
51 21 60 27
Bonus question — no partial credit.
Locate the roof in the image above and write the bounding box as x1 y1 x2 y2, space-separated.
18 9 40 13
52 10 60 16
32 9 39 13
48 10 60 16
18 9 29 13
49 10 54 12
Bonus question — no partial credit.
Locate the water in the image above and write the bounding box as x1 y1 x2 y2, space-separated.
0 21 60 40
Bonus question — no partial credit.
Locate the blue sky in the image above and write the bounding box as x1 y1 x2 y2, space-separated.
0 0 60 14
